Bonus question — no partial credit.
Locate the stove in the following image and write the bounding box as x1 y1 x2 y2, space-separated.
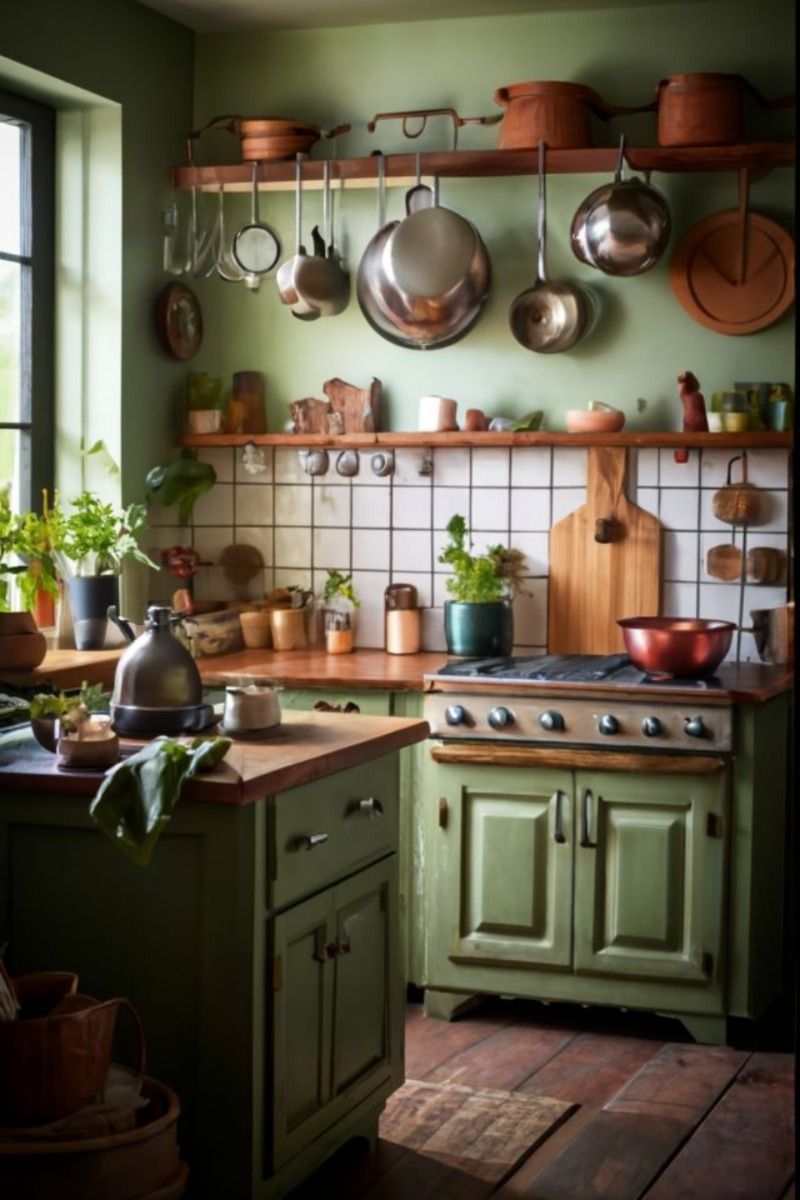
425 654 733 752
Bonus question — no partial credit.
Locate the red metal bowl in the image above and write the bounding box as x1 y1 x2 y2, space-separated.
618 617 736 677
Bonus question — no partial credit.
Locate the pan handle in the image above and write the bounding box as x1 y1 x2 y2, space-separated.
185 113 241 165
726 451 748 486
366 107 501 151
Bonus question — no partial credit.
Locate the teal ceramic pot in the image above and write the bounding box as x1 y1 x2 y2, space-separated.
444 600 513 658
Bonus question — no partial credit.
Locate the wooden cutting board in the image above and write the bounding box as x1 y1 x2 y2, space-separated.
548 447 661 654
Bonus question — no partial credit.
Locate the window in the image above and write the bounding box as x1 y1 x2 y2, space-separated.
0 88 55 512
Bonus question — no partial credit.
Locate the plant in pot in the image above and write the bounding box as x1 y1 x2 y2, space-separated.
322 570 359 655
438 514 526 657
29 681 108 752
0 485 49 669
13 494 60 628
53 493 158 650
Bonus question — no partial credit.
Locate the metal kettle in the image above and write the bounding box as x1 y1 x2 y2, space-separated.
108 605 215 735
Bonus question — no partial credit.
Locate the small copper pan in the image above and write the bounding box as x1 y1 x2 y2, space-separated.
618 617 736 677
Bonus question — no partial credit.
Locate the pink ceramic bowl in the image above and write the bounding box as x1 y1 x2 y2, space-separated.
565 408 625 433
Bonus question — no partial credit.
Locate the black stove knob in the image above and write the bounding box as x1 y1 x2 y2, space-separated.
445 704 467 726
540 710 565 732
684 715 707 739
642 716 663 737
488 705 514 730
598 714 619 735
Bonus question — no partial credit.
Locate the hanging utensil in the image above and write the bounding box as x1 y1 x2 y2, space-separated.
706 542 744 581
212 186 247 283
296 160 349 316
509 141 598 354
712 453 761 525
189 184 216 278
570 134 671 276
232 162 281 279
276 154 320 320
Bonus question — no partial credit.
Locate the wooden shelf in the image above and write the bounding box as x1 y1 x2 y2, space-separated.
181 431 793 449
173 141 795 191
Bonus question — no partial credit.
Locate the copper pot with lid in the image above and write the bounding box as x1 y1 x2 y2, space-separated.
385 584 421 655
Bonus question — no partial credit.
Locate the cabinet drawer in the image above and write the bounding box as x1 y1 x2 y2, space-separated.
279 689 391 715
270 756 398 910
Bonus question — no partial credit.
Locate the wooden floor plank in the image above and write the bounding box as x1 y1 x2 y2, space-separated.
403 1002 516 1080
358 1147 492 1200
643 1052 795 1200
424 1023 577 1091
515 1032 664 1107
288 1137 408 1200
605 1043 750 1123
518 1110 689 1200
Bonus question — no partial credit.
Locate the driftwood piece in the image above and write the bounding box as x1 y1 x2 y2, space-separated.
323 377 382 433
290 397 330 435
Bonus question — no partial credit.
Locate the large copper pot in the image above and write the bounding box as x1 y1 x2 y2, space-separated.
618 617 735 677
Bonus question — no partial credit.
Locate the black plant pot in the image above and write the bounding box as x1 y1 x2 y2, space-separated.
67 575 119 651
444 600 513 658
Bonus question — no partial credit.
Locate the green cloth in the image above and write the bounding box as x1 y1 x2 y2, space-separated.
90 736 230 866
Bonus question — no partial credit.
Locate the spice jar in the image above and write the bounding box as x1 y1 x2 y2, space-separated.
385 583 421 655
224 370 266 434
325 608 354 655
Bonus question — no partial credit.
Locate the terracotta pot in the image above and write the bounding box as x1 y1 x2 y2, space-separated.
0 611 37 636
0 630 47 671
656 73 744 147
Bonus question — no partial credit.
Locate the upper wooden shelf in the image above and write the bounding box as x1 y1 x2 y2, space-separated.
173 141 795 191
181 431 793 449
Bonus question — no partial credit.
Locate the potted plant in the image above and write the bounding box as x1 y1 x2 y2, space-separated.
13 492 60 628
53 492 158 650
0 485 50 668
29 681 108 752
438 514 526 657
321 570 359 655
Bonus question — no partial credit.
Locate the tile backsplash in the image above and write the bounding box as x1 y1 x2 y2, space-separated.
146 445 792 663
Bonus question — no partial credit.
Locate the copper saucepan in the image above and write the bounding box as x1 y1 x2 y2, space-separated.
618 617 736 677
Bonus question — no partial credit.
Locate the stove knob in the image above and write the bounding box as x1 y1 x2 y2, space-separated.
540 710 565 733
684 715 707 739
488 706 514 730
598 714 619 735
642 716 663 738
445 704 467 726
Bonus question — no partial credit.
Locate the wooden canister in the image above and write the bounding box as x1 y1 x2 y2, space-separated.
225 371 266 434
656 73 744 146
493 81 601 149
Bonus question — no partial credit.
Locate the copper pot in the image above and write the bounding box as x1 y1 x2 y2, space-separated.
618 617 735 677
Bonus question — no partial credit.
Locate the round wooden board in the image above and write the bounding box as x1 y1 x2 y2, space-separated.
154 282 203 361
669 208 795 335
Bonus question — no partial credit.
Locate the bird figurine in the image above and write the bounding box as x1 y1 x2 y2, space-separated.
674 370 708 463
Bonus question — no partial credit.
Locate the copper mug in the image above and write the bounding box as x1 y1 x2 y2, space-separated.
269 606 307 650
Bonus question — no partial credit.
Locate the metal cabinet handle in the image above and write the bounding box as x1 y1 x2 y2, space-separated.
293 832 329 851
312 932 338 962
553 790 567 844
339 939 351 955
347 797 384 817
579 788 597 848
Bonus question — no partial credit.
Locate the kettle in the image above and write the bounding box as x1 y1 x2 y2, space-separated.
108 605 216 735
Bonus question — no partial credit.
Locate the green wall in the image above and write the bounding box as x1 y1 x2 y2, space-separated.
191 0 794 433
0 0 194 502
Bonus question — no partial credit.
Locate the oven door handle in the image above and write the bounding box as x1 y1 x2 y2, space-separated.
553 790 567 844
579 787 597 849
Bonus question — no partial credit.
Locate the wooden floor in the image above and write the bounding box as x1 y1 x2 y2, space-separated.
291 996 795 1200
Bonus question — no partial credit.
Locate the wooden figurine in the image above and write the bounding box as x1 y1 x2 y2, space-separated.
290 397 330 435
323 377 382 433
464 408 489 431
674 370 708 463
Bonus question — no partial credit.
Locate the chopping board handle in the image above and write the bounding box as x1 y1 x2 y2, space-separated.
587 446 627 520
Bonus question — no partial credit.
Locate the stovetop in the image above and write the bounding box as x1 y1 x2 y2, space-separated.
435 653 723 690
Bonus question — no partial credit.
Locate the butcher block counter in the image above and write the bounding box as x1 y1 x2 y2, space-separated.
0 710 428 1199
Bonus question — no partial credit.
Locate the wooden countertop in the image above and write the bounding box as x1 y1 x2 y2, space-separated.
197 648 449 692
0 648 123 692
0 710 430 805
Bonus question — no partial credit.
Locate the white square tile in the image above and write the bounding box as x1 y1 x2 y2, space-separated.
313 527 350 570
236 484 273 526
235 444 273 483
196 446 234 483
699 446 741 484
275 526 311 569
434 486 470 530
511 446 551 488
192 526 234 562
274 484 312 527
274 447 308 484
352 528 390 572
391 571 432 607
698 583 742 624
192 483 233 526
660 488 700 531
393 448 432 486
236 526 274 567
664 531 699 582
471 488 509 531
433 448 470 486
513 580 547 646
421 607 447 652
394 486 432 529
313 484 351 528
552 448 587 487
353 484 390 528
472 447 510 487
742 449 790 489
662 581 698 617
393 530 432 573
637 488 659 518
635 449 659 487
351 571 390 648
512 531 549 576
511 489 550 531
659 448 699 487
273 567 312 591
551 489 584 523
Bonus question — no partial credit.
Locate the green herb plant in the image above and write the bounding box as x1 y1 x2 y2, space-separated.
146 449 217 525
438 514 526 604
322 569 359 608
55 493 157 577
0 485 59 612
30 680 109 721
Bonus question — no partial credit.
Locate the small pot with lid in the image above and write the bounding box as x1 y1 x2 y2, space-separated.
385 584 421 655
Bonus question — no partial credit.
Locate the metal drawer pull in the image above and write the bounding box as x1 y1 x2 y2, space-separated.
347 797 384 817
313 933 339 962
579 787 597 848
553 790 566 844
293 832 329 851
339 939 351 955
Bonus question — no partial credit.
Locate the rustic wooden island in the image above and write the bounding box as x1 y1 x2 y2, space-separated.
0 710 428 1199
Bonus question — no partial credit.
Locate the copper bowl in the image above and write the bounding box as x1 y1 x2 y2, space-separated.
618 617 736 677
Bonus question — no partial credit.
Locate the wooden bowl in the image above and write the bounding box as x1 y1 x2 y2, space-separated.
0 631 47 671
240 132 320 161
565 408 625 433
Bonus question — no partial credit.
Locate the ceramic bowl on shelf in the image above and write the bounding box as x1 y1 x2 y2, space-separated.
565 406 625 433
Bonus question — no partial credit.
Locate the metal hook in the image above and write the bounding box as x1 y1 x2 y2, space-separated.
615 133 627 182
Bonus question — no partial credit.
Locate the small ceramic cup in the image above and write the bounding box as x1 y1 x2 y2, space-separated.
721 411 749 432
239 610 271 649
706 412 723 432
418 395 458 432
223 685 280 732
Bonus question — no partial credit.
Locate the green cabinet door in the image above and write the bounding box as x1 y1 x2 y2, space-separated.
573 770 727 990
433 764 574 971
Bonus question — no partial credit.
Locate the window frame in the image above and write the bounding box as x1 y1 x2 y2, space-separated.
0 86 55 511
